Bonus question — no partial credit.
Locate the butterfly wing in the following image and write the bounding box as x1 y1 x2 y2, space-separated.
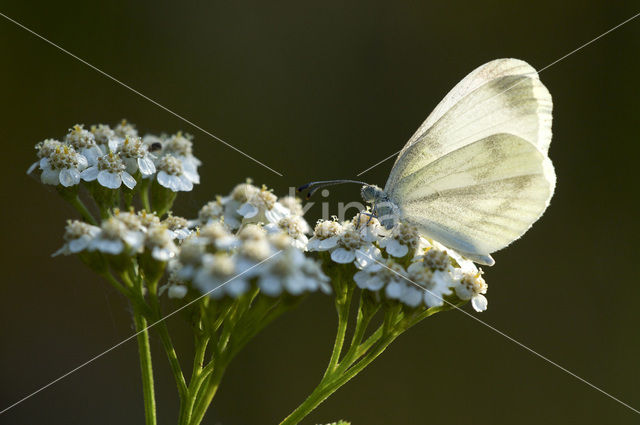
388 133 555 264
386 59 552 191
399 58 541 156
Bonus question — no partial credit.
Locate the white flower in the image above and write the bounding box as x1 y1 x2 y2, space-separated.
155 154 195 192
39 145 89 187
162 132 201 184
353 258 423 307
265 215 310 250
176 237 207 280
137 210 161 228
91 124 117 148
237 186 290 225
89 217 144 255
220 182 259 229
162 215 192 240
27 139 63 174
278 196 305 217
145 224 178 261
455 270 488 312
194 253 247 299
52 220 100 256
406 260 455 308
114 119 138 138
65 124 104 166
81 151 137 189
351 212 382 242
379 222 420 258
256 247 330 296
329 223 381 269
307 219 343 251
117 136 156 177
194 198 225 226
168 285 188 299
199 221 239 250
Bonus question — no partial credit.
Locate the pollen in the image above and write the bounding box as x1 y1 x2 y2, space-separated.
163 214 189 230
120 136 148 158
338 227 364 250
91 124 115 144
114 209 143 230
459 270 488 297
249 186 277 210
97 152 126 173
200 222 232 241
137 210 161 227
35 139 63 158
164 131 193 156
146 224 172 247
198 199 224 222
237 224 266 241
101 217 128 240
231 182 259 202
313 220 342 239
205 254 235 277
48 145 83 169
240 238 272 261
157 154 183 175
422 248 450 271
63 220 96 241
65 124 97 149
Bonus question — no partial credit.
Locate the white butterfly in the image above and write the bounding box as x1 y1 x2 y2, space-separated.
300 58 556 266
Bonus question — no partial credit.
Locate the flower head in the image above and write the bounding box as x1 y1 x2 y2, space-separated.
114 119 138 138
81 151 137 189
118 136 156 177
52 220 100 256
89 216 143 255
455 270 488 312
379 222 420 258
237 185 290 225
39 145 89 187
155 154 195 192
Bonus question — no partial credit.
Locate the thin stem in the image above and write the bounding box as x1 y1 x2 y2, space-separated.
189 363 226 425
133 306 157 425
70 195 98 225
140 178 151 212
333 293 378 375
322 278 354 379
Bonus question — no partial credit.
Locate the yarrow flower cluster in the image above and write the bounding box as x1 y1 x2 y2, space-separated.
170 183 329 300
31 121 495 425
28 121 200 194
309 213 489 312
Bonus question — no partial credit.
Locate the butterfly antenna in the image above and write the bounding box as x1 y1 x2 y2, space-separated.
297 179 370 199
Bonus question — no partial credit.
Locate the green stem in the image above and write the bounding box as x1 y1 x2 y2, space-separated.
333 292 378 375
133 306 157 425
179 334 210 425
140 178 151 212
70 195 98 225
322 277 354 379
189 363 226 425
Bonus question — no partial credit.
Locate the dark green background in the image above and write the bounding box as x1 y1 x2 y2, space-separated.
1 1 639 424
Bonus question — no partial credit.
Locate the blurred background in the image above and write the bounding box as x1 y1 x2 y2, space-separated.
1 1 639 424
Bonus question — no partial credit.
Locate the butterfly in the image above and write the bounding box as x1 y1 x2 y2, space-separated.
299 59 555 266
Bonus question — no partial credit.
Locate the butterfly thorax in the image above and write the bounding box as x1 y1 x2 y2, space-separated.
360 185 400 230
